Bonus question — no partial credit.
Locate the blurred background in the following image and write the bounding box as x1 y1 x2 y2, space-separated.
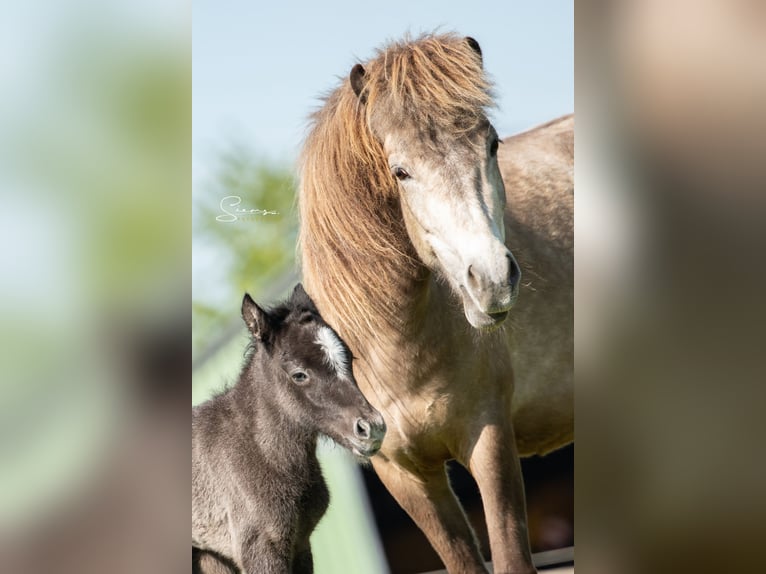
4 0 763 573
0 1 189 572
192 1 573 573
576 2 766 573
0 0 575 572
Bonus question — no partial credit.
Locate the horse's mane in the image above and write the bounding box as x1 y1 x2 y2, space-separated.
298 33 494 343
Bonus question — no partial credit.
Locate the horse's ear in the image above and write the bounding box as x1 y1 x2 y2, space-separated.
349 63 367 99
290 283 319 313
465 37 483 65
242 293 270 341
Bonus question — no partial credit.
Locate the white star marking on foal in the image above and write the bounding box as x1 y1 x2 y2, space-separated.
315 326 350 379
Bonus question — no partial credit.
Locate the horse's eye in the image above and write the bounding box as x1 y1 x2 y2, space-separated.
291 371 309 383
490 137 500 157
393 167 410 181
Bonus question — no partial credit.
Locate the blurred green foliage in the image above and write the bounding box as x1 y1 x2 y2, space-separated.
1 30 190 306
0 4 190 560
193 144 298 358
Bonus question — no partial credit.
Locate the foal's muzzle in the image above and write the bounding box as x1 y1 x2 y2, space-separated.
351 413 386 457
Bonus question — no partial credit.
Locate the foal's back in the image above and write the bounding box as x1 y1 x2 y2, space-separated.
192 396 247 559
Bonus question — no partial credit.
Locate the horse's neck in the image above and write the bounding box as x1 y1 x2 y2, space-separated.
305 231 430 348
315 263 425 337
324 271 456 381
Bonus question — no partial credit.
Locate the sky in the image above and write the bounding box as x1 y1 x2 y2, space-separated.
193 0 573 176
192 0 573 308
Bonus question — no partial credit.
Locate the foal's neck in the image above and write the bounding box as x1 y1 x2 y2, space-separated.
233 354 319 472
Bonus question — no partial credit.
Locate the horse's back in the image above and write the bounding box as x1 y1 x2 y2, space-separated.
499 115 574 456
501 114 573 255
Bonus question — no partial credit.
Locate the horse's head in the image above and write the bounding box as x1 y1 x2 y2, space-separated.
350 35 520 330
241 284 386 457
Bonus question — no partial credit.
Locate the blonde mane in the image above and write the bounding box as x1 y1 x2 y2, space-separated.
298 33 494 344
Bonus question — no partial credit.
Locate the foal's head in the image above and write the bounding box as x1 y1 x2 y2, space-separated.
351 34 521 329
242 284 386 457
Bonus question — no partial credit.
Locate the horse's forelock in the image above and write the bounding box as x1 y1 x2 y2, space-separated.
365 33 494 133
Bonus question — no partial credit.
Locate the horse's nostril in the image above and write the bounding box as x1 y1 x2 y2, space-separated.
507 254 521 290
467 265 479 290
355 418 371 439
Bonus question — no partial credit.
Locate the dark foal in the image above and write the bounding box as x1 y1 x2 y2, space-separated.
192 284 386 574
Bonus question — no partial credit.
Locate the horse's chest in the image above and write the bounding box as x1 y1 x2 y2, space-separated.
383 366 510 457
384 392 460 455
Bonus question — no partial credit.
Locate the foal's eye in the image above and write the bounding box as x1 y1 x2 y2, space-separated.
489 137 500 157
393 167 410 181
297 312 314 325
291 371 309 383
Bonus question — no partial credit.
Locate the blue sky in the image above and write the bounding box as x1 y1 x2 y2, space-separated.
192 1 573 308
193 0 573 175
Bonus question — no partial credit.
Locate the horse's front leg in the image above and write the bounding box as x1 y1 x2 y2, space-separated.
372 455 488 574
463 419 536 574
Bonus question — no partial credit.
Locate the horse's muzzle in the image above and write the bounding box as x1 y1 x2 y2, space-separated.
461 252 521 329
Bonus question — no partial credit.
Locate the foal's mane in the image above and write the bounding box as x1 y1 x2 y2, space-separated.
299 33 494 342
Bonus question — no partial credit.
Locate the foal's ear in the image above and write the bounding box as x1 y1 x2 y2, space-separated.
290 283 319 313
349 63 367 99
465 36 483 65
242 293 270 341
